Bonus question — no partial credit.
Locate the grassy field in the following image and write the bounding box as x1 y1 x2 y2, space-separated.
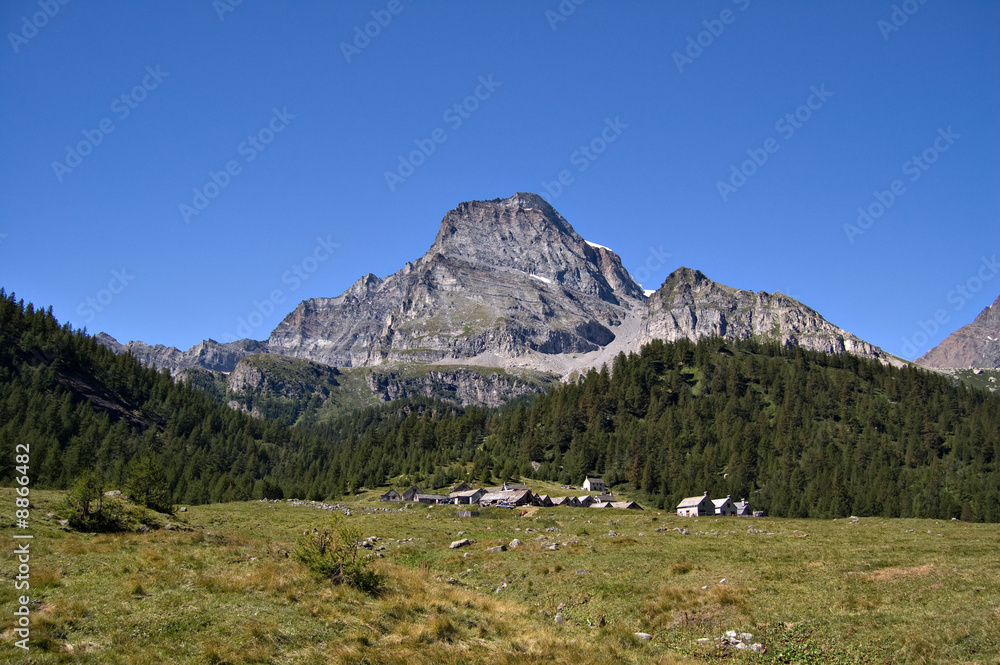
2 488 999 664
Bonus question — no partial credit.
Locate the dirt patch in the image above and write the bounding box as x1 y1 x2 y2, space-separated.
861 564 935 582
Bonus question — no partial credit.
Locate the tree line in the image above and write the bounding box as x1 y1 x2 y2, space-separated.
2 289 998 521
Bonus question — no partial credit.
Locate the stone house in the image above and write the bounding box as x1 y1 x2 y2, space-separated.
415 493 449 504
449 488 485 505
712 495 736 517
582 477 606 493
676 492 715 517
380 488 401 502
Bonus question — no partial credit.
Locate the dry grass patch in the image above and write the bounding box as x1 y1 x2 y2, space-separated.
861 563 936 582
642 582 748 632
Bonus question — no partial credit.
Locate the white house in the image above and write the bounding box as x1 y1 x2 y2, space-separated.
676 491 715 517
582 477 606 493
733 498 753 516
449 488 485 505
712 495 736 517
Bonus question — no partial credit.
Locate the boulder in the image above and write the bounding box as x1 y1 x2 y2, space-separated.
450 538 471 549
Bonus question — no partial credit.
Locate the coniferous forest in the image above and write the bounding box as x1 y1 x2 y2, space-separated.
2 289 999 521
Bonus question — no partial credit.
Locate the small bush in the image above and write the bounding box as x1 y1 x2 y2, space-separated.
295 519 382 596
65 473 130 532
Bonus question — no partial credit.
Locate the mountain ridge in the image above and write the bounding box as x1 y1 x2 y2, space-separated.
97 193 896 382
916 294 1000 369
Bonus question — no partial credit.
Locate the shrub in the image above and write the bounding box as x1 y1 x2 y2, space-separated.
65 472 130 532
294 518 382 596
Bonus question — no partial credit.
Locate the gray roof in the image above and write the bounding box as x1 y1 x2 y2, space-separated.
677 494 710 508
449 489 484 498
414 493 449 501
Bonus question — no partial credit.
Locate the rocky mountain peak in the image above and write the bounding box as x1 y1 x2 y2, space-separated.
655 267 714 296
916 294 1000 369
426 193 641 304
99 193 895 381
973 294 1000 327
640 268 893 365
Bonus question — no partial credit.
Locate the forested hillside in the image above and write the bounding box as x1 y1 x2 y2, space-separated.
280 336 1000 521
480 338 1000 520
0 291 327 503
3 290 999 521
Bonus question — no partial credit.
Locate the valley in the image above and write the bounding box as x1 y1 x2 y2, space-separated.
3 488 997 664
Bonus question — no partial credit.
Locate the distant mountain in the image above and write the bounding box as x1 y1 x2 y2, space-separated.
98 193 894 394
916 295 1000 369
95 333 265 374
639 267 893 364
267 192 645 367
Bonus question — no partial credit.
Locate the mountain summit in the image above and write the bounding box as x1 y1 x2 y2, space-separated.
916 294 1000 369
267 193 645 367
100 193 893 379
639 267 891 362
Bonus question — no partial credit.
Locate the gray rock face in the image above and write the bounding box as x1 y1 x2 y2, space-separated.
916 295 1000 369
96 333 265 374
226 354 340 401
638 268 893 364
99 192 894 389
266 192 645 367
365 368 547 407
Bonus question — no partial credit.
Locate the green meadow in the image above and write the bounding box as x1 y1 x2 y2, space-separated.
2 488 998 664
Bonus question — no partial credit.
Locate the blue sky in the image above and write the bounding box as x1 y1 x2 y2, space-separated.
1 0 997 360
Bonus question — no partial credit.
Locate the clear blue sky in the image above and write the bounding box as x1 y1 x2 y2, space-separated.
1 0 997 360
